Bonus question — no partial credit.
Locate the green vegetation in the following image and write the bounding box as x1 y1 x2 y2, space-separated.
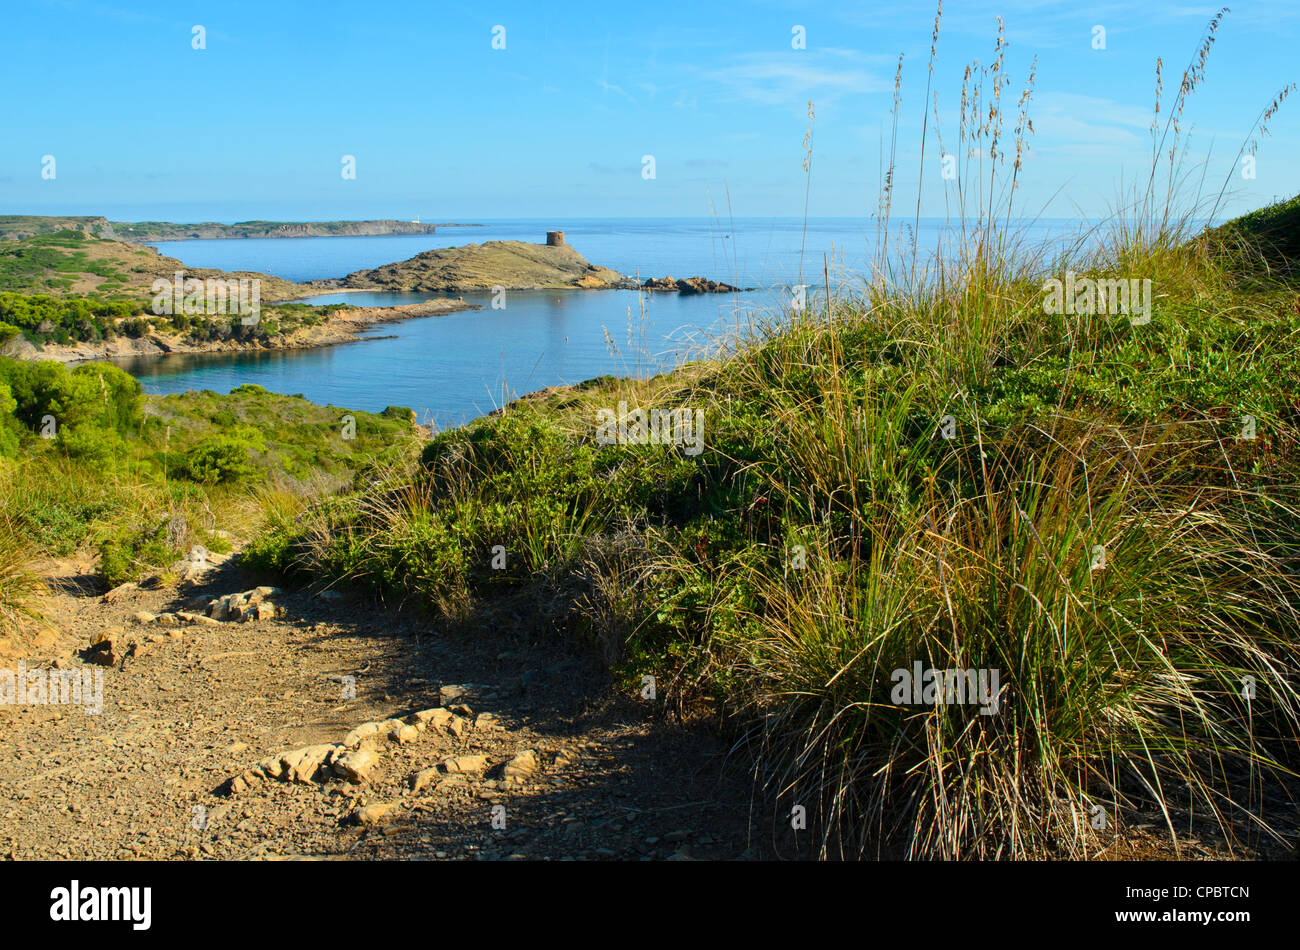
0 215 116 242
0 291 141 344
0 215 458 244
0 514 46 635
0 363 420 600
248 222 1300 856
244 17 1300 859
104 219 442 242
1206 192 1300 278
0 286 352 347
3 10 1294 861
0 229 306 307
0 230 134 295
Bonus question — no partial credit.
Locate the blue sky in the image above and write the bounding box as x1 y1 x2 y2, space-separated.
1 0 1296 222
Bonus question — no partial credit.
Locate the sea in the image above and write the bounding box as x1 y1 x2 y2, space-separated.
116 217 1093 430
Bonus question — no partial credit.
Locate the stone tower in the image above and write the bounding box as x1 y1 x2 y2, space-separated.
546 230 565 247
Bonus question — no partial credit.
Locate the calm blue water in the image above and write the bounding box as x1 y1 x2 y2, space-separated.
123 217 1091 428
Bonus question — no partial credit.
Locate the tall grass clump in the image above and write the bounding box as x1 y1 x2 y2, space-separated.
705 307 1300 856
0 512 46 637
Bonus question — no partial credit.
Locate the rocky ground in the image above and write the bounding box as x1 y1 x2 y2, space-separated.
0 550 782 861
2 547 1292 861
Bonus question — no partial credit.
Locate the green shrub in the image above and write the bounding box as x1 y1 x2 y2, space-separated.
0 358 142 437
180 436 259 485
97 522 177 588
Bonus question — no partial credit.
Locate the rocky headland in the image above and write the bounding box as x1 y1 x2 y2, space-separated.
321 240 630 292
6 299 479 366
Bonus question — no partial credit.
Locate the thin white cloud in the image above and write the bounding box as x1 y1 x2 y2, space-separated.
597 78 637 104
703 50 890 106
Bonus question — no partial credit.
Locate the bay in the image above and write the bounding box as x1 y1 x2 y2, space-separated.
124 216 1091 428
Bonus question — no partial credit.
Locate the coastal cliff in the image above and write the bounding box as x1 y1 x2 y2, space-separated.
109 220 478 242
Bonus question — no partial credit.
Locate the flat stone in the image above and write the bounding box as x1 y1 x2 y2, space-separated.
352 802 398 826
342 721 386 747
409 708 455 732
333 746 380 784
176 611 221 627
438 755 489 774
438 684 473 706
554 748 578 768
390 725 419 745
102 583 138 603
502 749 539 783
246 588 268 605
227 770 262 795
260 744 337 784
410 768 439 793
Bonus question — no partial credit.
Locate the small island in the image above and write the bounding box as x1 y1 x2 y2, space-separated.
321 237 628 292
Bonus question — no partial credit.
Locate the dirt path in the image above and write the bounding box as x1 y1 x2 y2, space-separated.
0 553 775 861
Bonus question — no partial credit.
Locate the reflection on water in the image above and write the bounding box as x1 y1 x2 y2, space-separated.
121 289 772 429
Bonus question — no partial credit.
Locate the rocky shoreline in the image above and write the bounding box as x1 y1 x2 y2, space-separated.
637 276 743 294
6 298 480 366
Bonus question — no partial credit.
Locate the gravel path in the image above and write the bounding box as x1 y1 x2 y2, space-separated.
0 554 776 861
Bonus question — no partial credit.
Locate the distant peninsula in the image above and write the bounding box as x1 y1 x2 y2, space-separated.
0 215 481 243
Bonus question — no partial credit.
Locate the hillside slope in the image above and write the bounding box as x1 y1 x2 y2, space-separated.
1204 193 1300 276
0 229 306 299
333 240 629 291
